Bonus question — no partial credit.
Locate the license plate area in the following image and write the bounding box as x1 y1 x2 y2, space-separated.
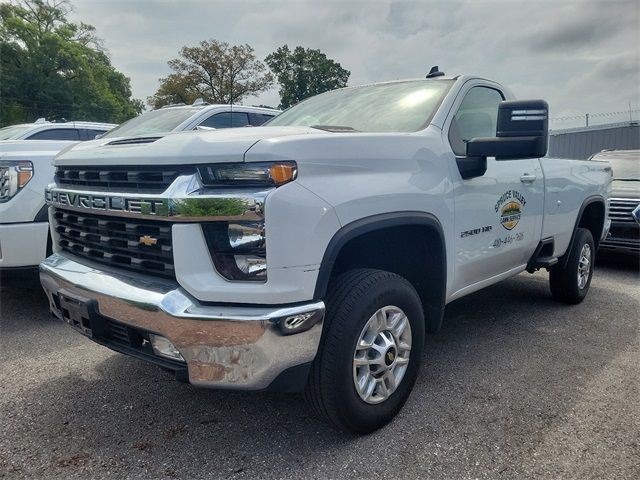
58 293 94 337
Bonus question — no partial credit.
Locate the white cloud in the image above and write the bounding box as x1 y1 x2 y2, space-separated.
71 0 639 125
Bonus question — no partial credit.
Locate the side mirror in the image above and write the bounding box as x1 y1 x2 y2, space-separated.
466 99 548 160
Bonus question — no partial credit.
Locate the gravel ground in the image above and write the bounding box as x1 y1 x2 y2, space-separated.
0 254 638 480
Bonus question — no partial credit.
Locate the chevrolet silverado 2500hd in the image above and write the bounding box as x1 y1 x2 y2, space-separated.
40 72 611 433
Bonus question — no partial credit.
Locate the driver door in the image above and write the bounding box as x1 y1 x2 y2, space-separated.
447 84 544 295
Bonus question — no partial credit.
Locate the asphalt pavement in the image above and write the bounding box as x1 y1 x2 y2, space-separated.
0 254 638 479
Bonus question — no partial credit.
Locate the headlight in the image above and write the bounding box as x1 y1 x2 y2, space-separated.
0 160 33 203
202 221 267 281
197 161 297 188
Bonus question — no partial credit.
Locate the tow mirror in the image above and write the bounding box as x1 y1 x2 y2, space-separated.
466 99 548 161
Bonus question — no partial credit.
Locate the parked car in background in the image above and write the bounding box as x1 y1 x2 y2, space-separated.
99 101 280 140
0 121 115 270
0 119 115 142
590 150 640 255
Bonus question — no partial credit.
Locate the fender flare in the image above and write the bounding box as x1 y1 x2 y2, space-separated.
558 195 606 268
313 211 447 331
33 203 49 223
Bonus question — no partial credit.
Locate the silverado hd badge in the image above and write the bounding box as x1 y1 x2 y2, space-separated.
495 190 527 230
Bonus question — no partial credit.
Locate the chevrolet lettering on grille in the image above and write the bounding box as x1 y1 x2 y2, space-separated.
45 188 168 215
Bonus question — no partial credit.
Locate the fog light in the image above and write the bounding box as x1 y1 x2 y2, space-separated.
278 309 323 335
149 334 184 362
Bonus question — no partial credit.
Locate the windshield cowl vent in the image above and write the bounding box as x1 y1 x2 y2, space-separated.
106 136 162 146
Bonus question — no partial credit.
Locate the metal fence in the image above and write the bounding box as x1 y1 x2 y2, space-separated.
548 121 640 160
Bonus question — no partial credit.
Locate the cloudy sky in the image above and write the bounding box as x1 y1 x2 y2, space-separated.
71 0 639 128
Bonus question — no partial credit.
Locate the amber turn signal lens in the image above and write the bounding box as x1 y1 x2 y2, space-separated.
18 170 33 188
269 163 297 185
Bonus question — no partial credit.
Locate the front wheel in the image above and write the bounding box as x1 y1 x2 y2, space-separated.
549 227 595 304
304 269 425 433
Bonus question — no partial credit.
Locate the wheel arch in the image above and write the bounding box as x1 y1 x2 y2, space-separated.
314 212 447 333
559 195 606 268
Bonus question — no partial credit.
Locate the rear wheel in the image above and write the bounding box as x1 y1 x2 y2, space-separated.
549 228 594 304
304 269 425 433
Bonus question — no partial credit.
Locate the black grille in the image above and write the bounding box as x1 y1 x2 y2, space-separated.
53 208 174 278
107 320 131 344
0 167 9 201
609 198 640 223
55 165 195 193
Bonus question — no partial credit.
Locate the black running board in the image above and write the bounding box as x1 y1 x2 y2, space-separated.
527 238 558 273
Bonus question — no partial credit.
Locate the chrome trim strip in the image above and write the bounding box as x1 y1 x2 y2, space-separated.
511 115 547 121
512 109 547 115
45 175 270 221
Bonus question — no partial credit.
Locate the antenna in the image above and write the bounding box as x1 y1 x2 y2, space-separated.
426 66 445 78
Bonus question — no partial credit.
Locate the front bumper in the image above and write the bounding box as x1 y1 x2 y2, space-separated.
0 221 49 268
40 253 324 390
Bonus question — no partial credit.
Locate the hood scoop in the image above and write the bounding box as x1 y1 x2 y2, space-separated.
106 136 163 146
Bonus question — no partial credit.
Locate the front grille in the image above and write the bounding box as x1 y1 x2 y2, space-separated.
107 320 131 344
0 167 9 201
53 208 174 278
609 198 640 223
55 165 195 193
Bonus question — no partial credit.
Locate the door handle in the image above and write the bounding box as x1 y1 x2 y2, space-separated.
520 173 537 183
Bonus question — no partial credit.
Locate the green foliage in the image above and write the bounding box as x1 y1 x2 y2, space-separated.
0 0 143 126
148 39 273 109
265 45 350 109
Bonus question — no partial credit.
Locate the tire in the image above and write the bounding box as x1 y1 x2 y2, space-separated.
549 228 595 304
304 268 425 433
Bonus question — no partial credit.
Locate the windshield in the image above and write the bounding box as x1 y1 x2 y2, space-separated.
267 80 453 133
0 125 32 140
592 154 640 180
102 107 204 139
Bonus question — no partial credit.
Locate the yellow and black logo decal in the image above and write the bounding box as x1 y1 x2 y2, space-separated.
495 190 526 231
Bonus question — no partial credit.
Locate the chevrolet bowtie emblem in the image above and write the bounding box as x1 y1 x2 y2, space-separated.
139 235 158 246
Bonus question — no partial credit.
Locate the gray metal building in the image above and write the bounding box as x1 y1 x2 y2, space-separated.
548 121 640 159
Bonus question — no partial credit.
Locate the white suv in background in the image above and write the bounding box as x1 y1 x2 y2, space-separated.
0 119 115 142
99 102 280 140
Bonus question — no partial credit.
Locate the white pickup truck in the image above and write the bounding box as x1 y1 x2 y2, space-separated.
0 121 115 269
40 71 611 433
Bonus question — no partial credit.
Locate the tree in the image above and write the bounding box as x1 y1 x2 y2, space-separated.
265 45 350 109
0 0 143 126
148 40 273 109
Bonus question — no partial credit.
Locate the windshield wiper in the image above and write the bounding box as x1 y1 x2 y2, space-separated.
310 125 359 133
612 178 640 182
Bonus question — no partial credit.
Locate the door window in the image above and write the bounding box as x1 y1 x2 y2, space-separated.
199 112 250 129
249 113 275 126
26 128 80 141
83 129 109 140
448 87 504 156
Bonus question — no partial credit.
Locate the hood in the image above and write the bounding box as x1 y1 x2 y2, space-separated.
611 179 640 199
0 139 79 160
55 126 320 166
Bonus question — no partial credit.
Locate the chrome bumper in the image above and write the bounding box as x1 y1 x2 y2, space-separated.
40 253 324 390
